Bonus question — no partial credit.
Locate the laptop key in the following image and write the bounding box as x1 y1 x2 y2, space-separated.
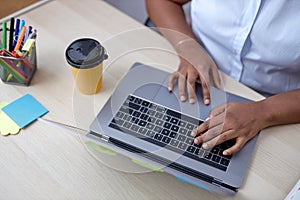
134 98 142 104
171 125 179 132
116 111 124 119
163 122 172 129
133 111 141 118
220 158 230 166
178 135 186 142
155 112 163 119
178 142 188 150
128 95 135 102
163 115 171 122
146 123 155 130
179 120 187 127
187 145 196 154
166 109 181 119
129 102 141 110
148 117 156 123
186 123 196 130
122 114 131 121
211 147 219 154
204 152 212 160
161 129 170 136
131 117 139 124
155 119 164 126
170 117 179 125
185 137 194 145
140 107 148 113
123 122 132 129
197 149 205 157
141 100 150 107
149 104 157 110
179 127 187 135
154 126 162 133
169 132 177 138
154 133 164 141
156 106 166 113
212 155 221 163
140 113 149 121
112 118 125 126
162 136 171 144
147 109 156 116
170 139 179 147
138 120 147 127
138 127 147 135
130 124 139 132
146 130 155 138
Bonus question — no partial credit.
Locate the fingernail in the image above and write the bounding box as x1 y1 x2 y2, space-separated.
180 95 186 102
205 117 210 121
223 150 229 156
202 143 209 149
204 99 210 105
194 138 198 144
168 87 172 92
191 130 196 137
189 98 196 104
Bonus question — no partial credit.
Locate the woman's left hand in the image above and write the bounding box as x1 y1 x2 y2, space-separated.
192 101 265 155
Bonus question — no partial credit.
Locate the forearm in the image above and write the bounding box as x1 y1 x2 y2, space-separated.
257 88 300 129
145 0 196 46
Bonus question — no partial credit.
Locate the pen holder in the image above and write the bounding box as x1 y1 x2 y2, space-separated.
0 35 37 86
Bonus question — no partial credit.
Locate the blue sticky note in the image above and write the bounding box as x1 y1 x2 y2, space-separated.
2 94 48 128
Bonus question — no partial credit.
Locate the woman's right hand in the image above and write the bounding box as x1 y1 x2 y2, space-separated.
168 39 221 105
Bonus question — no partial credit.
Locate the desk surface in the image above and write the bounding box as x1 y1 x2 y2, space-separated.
0 0 299 199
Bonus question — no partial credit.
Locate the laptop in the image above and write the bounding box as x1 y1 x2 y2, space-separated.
88 62 259 195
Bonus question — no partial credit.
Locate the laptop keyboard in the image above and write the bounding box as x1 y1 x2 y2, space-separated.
109 95 233 171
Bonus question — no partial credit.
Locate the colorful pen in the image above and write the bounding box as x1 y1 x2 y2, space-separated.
2 21 7 49
19 20 25 33
1 21 7 80
13 19 20 49
9 17 14 52
24 26 31 41
14 26 26 52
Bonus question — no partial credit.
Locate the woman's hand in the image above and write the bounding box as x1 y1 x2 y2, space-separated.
191 102 265 155
168 39 221 105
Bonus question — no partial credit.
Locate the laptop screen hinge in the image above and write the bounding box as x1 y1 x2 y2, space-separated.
212 178 223 187
90 131 110 142
99 134 110 142
213 178 238 192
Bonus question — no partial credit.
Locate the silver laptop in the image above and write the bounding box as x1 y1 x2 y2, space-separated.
88 63 259 195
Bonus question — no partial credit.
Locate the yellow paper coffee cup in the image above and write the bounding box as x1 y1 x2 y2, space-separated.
65 38 108 94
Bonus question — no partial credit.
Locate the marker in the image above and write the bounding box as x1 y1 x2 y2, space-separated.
2 21 7 49
9 17 14 52
18 20 25 46
12 19 20 49
1 21 7 80
14 26 26 52
24 26 31 41
28 29 37 39
19 20 25 33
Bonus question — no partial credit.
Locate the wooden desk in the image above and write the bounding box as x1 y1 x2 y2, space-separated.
0 0 299 199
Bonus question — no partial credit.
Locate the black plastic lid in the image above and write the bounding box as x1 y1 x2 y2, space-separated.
65 38 108 69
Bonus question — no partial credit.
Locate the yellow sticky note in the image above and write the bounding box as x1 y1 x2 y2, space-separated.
0 102 21 136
